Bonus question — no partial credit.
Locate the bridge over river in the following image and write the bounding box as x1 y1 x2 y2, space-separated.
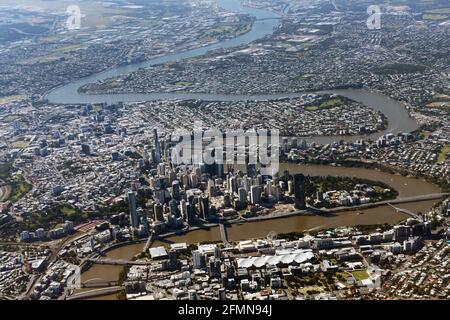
86 257 150 266
67 286 123 300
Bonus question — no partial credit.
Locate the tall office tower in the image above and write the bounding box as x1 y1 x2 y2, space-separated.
283 170 290 184
256 174 263 186
153 203 164 222
154 189 165 204
288 180 294 195
127 191 139 228
247 163 256 178
195 167 202 178
169 199 179 217
218 288 227 300
179 199 188 219
250 185 261 205
215 163 224 178
274 185 281 202
190 173 199 188
199 195 210 220
168 170 177 184
293 174 307 209
266 179 273 197
207 179 215 197
238 188 247 204
192 250 205 269
152 128 161 164
172 180 181 200
223 192 231 207
187 203 195 225
242 175 249 192
214 246 222 259
229 175 238 195
158 163 165 176
188 290 198 300
181 174 189 188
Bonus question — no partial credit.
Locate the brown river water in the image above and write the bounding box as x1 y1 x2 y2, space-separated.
77 163 441 299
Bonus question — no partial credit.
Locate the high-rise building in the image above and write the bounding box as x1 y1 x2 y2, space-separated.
153 203 164 222
238 188 247 204
250 185 261 205
288 180 294 195
218 288 227 300
216 163 224 178
192 250 205 269
229 175 238 195
179 199 188 219
208 179 215 197
199 195 210 220
128 191 139 228
172 180 181 200
188 290 198 300
293 174 306 209
153 128 161 164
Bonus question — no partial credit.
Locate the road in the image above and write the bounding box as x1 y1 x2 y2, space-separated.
66 286 124 300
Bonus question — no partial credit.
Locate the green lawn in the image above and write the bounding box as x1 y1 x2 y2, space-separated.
422 13 447 20
437 144 450 163
60 206 77 216
0 95 26 105
351 270 370 281
9 176 32 203
305 98 343 112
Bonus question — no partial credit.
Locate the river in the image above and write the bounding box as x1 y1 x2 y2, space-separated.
45 0 418 145
57 0 430 299
77 163 441 299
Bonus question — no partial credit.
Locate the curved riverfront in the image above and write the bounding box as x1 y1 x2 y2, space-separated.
56 0 436 300
45 0 418 145
77 163 443 300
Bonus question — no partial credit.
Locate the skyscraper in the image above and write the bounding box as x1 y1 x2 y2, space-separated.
179 199 188 219
293 174 306 210
172 180 181 200
127 191 139 228
153 128 161 164
200 195 210 220
250 185 261 205
238 187 247 204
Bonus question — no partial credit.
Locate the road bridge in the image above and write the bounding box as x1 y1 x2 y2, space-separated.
219 223 231 247
67 287 123 300
81 278 120 288
142 232 155 253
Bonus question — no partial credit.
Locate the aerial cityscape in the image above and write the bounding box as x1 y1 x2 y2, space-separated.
0 0 448 303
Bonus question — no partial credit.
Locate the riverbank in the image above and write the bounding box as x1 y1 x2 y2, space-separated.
74 161 444 301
